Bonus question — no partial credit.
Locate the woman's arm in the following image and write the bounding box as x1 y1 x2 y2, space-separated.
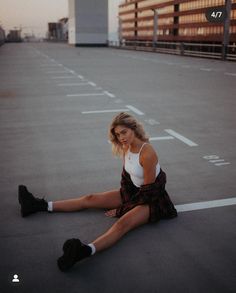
140 144 158 185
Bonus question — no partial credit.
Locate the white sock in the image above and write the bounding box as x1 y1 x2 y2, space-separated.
88 243 96 255
47 201 53 212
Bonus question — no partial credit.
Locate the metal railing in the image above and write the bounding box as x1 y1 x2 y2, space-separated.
109 40 236 61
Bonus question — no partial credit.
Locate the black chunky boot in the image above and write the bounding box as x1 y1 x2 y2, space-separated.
18 185 48 217
57 238 92 272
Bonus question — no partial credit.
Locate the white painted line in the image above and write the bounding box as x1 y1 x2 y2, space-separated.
175 197 236 213
225 72 236 76
209 159 225 163
200 68 212 71
203 155 219 160
78 75 84 79
40 64 61 67
126 105 144 115
104 91 116 98
165 129 198 146
51 76 76 79
144 119 160 125
88 82 97 87
62 68 76 74
67 93 105 97
47 71 68 74
215 162 230 166
150 136 174 141
57 83 88 87
82 109 130 114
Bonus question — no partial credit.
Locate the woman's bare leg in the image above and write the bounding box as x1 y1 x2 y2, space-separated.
92 205 150 252
57 205 150 271
52 189 122 212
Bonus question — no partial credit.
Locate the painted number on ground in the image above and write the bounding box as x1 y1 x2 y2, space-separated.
203 155 231 166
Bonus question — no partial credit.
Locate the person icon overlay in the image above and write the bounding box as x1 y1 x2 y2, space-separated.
18 112 177 272
12 274 19 283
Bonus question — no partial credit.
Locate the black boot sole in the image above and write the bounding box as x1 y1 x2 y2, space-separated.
18 185 46 217
57 239 82 272
18 185 33 217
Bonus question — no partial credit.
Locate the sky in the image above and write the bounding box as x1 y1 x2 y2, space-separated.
0 0 122 38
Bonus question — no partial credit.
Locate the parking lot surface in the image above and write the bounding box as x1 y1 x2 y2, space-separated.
0 42 235 293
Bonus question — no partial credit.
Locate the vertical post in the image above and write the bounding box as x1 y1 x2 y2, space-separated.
222 0 232 60
118 17 122 46
152 9 158 48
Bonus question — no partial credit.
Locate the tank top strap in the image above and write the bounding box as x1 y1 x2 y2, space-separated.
138 142 148 155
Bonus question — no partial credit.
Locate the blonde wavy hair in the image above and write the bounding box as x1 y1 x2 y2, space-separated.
108 112 149 157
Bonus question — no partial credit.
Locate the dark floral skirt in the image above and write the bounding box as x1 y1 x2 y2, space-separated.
116 168 177 223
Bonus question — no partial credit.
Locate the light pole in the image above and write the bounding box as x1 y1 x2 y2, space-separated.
152 9 158 48
118 16 122 46
222 0 232 60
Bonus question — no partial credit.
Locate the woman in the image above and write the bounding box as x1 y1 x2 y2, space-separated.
18 112 177 272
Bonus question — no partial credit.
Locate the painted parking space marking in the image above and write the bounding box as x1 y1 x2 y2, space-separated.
51 76 76 79
104 91 116 98
144 119 160 125
67 93 105 97
165 129 198 146
225 72 236 76
116 51 236 76
82 109 130 114
215 162 231 166
78 75 84 79
66 69 75 74
175 197 236 213
47 71 69 74
209 159 225 163
126 105 145 115
88 82 97 87
200 68 212 71
57 83 89 86
203 155 231 167
40 64 62 67
150 136 174 141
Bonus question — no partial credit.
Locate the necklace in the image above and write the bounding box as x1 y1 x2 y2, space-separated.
127 149 131 161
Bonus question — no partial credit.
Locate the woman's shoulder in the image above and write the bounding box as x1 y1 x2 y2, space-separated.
142 142 156 152
141 143 157 159
140 142 158 167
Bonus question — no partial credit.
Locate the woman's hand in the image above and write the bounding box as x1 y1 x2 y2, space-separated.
105 209 117 217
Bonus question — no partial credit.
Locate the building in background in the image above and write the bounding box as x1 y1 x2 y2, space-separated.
0 26 5 45
118 0 236 44
47 18 68 41
68 0 108 46
6 29 22 42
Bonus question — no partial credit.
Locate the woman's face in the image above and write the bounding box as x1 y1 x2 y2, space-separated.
114 125 135 147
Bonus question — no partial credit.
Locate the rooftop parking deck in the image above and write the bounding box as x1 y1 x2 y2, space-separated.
0 42 235 293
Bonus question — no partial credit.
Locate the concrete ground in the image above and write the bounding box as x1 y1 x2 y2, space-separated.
0 42 235 293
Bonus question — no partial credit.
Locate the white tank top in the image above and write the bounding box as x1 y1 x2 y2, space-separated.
124 143 161 187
